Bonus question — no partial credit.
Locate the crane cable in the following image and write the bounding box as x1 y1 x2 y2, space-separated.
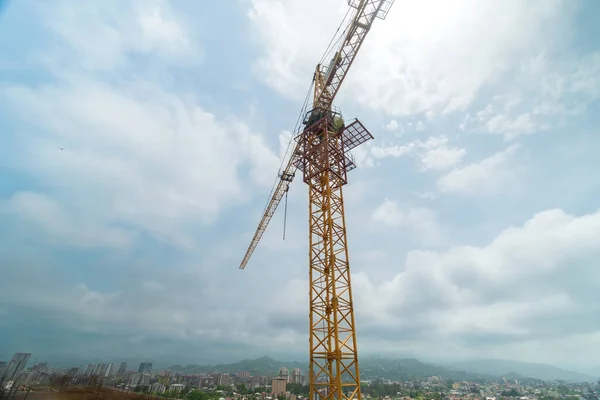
259 80 314 219
282 188 289 240
318 6 353 65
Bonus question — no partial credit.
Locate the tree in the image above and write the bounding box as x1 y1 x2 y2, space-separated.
187 391 212 400
287 383 308 395
501 389 519 397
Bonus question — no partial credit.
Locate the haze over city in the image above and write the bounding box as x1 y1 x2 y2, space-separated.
1 0 600 380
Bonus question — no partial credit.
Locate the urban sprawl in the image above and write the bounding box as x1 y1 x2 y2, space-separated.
1 352 599 400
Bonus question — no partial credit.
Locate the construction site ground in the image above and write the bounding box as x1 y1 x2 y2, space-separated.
8 387 150 400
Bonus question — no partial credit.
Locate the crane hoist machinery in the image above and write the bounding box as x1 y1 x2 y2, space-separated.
239 1 395 400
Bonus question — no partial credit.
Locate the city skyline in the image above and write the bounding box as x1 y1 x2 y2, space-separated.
0 351 597 383
3 350 598 400
1 0 600 370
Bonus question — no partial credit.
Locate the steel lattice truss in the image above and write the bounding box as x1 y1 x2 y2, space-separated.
296 114 372 400
238 2 396 400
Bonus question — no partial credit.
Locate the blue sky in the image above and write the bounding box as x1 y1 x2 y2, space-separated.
1 0 600 371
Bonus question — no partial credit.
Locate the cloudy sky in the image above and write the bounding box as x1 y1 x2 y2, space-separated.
1 0 600 371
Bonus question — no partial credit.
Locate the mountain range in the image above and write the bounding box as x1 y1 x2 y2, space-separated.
166 356 596 382
442 359 595 383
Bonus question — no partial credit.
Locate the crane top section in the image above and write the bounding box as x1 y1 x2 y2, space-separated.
238 0 395 271
313 0 395 110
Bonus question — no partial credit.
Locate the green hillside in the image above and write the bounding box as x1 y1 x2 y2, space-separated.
166 356 494 382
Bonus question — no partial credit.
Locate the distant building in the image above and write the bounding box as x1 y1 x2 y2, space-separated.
130 373 142 387
159 370 171 386
118 362 127 376
33 363 48 372
279 367 289 383
1 353 31 384
291 368 303 384
217 373 231 386
138 362 153 374
151 383 166 394
170 383 185 393
0 361 7 380
272 377 287 396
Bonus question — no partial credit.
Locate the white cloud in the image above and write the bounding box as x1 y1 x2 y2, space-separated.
249 0 574 117
277 208 600 365
469 52 600 139
39 0 200 71
371 143 413 159
418 191 438 200
2 191 134 248
371 135 465 172
419 145 466 171
3 78 278 246
372 198 445 247
236 121 281 188
137 3 195 57
384 119 399 131
417 136 466 171
485 113 537 140
437 144 519 196
415 121 426 131
0 1 278 248
248 0 345 99
3 208 600 365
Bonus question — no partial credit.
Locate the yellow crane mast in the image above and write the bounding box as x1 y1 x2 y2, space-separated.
239 2 395 400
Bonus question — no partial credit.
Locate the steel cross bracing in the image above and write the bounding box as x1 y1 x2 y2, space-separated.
296 112 372 400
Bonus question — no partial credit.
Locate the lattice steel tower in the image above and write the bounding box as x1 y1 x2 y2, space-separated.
239 2 396 400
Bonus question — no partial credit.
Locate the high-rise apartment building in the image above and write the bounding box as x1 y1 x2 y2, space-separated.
1 353 31 384
217 373 231 386
138 362 153 374
272 377 287 397
118 362 127 375
279 367 290 383
105 363 114 377
291 368 303 384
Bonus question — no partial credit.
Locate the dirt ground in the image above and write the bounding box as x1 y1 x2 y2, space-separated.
10 387 149 400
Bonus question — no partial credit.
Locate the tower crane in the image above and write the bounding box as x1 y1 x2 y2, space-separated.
239 1 395 399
